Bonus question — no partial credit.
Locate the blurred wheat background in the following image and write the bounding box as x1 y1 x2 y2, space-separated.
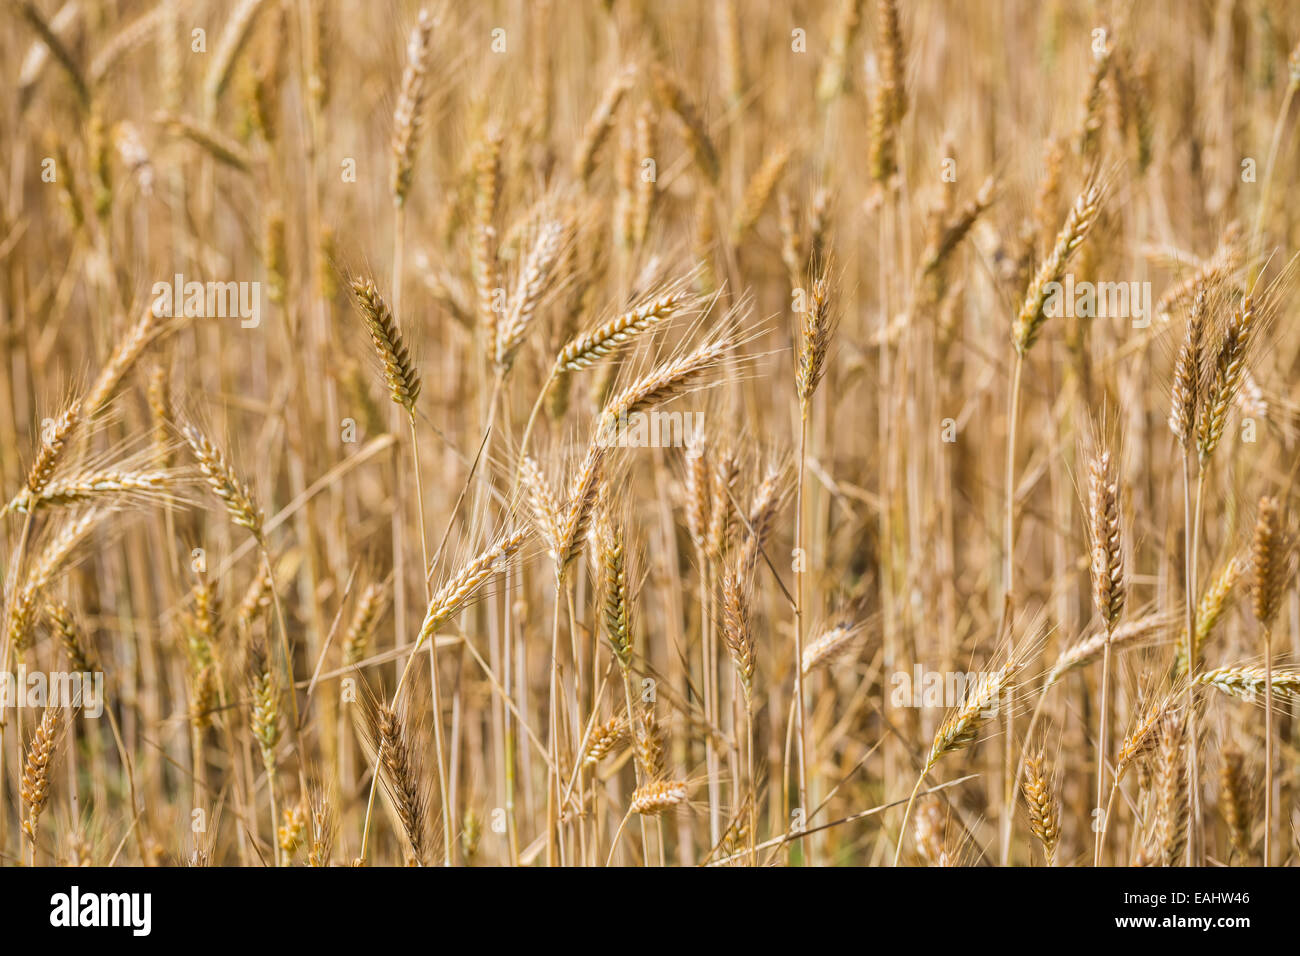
2 0 1300 867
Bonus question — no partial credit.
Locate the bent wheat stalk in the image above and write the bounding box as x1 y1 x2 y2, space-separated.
894 655 1020 865
358 529 526 863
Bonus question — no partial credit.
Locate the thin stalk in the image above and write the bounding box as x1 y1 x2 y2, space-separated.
1181 450 1202 865
605 806 636 866
391 204 409 679
259 545 304 758
1189 466 1206 864
1248 75 1299 290
426 629 454 866
1094 636 1113 866
998 351 1024 864
408 419 451 865
258 542 313 863
409 421 433 598
513 370 556 497
701 556 721 848
545 584 563 865
265 760 281 867
746 700 756 867
1008 679 1052 845
503 573 520 865
563 584 581 864
1264 624 1274 866
891 771 926 866
0 509 34 857
792 404 810 862
469 374 504 541
103 702 147 863
392 206 406 317
190 722 207 834
620 668 652 866
1099 776 1120 864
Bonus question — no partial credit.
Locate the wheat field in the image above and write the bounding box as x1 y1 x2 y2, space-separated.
1 0 1299 868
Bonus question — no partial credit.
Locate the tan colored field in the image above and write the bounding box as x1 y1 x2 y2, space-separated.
2 0 1299 867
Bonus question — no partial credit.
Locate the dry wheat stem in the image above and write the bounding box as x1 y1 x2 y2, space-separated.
1252 494 1283 865
899 656 1019 865
1089 449 1124 867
